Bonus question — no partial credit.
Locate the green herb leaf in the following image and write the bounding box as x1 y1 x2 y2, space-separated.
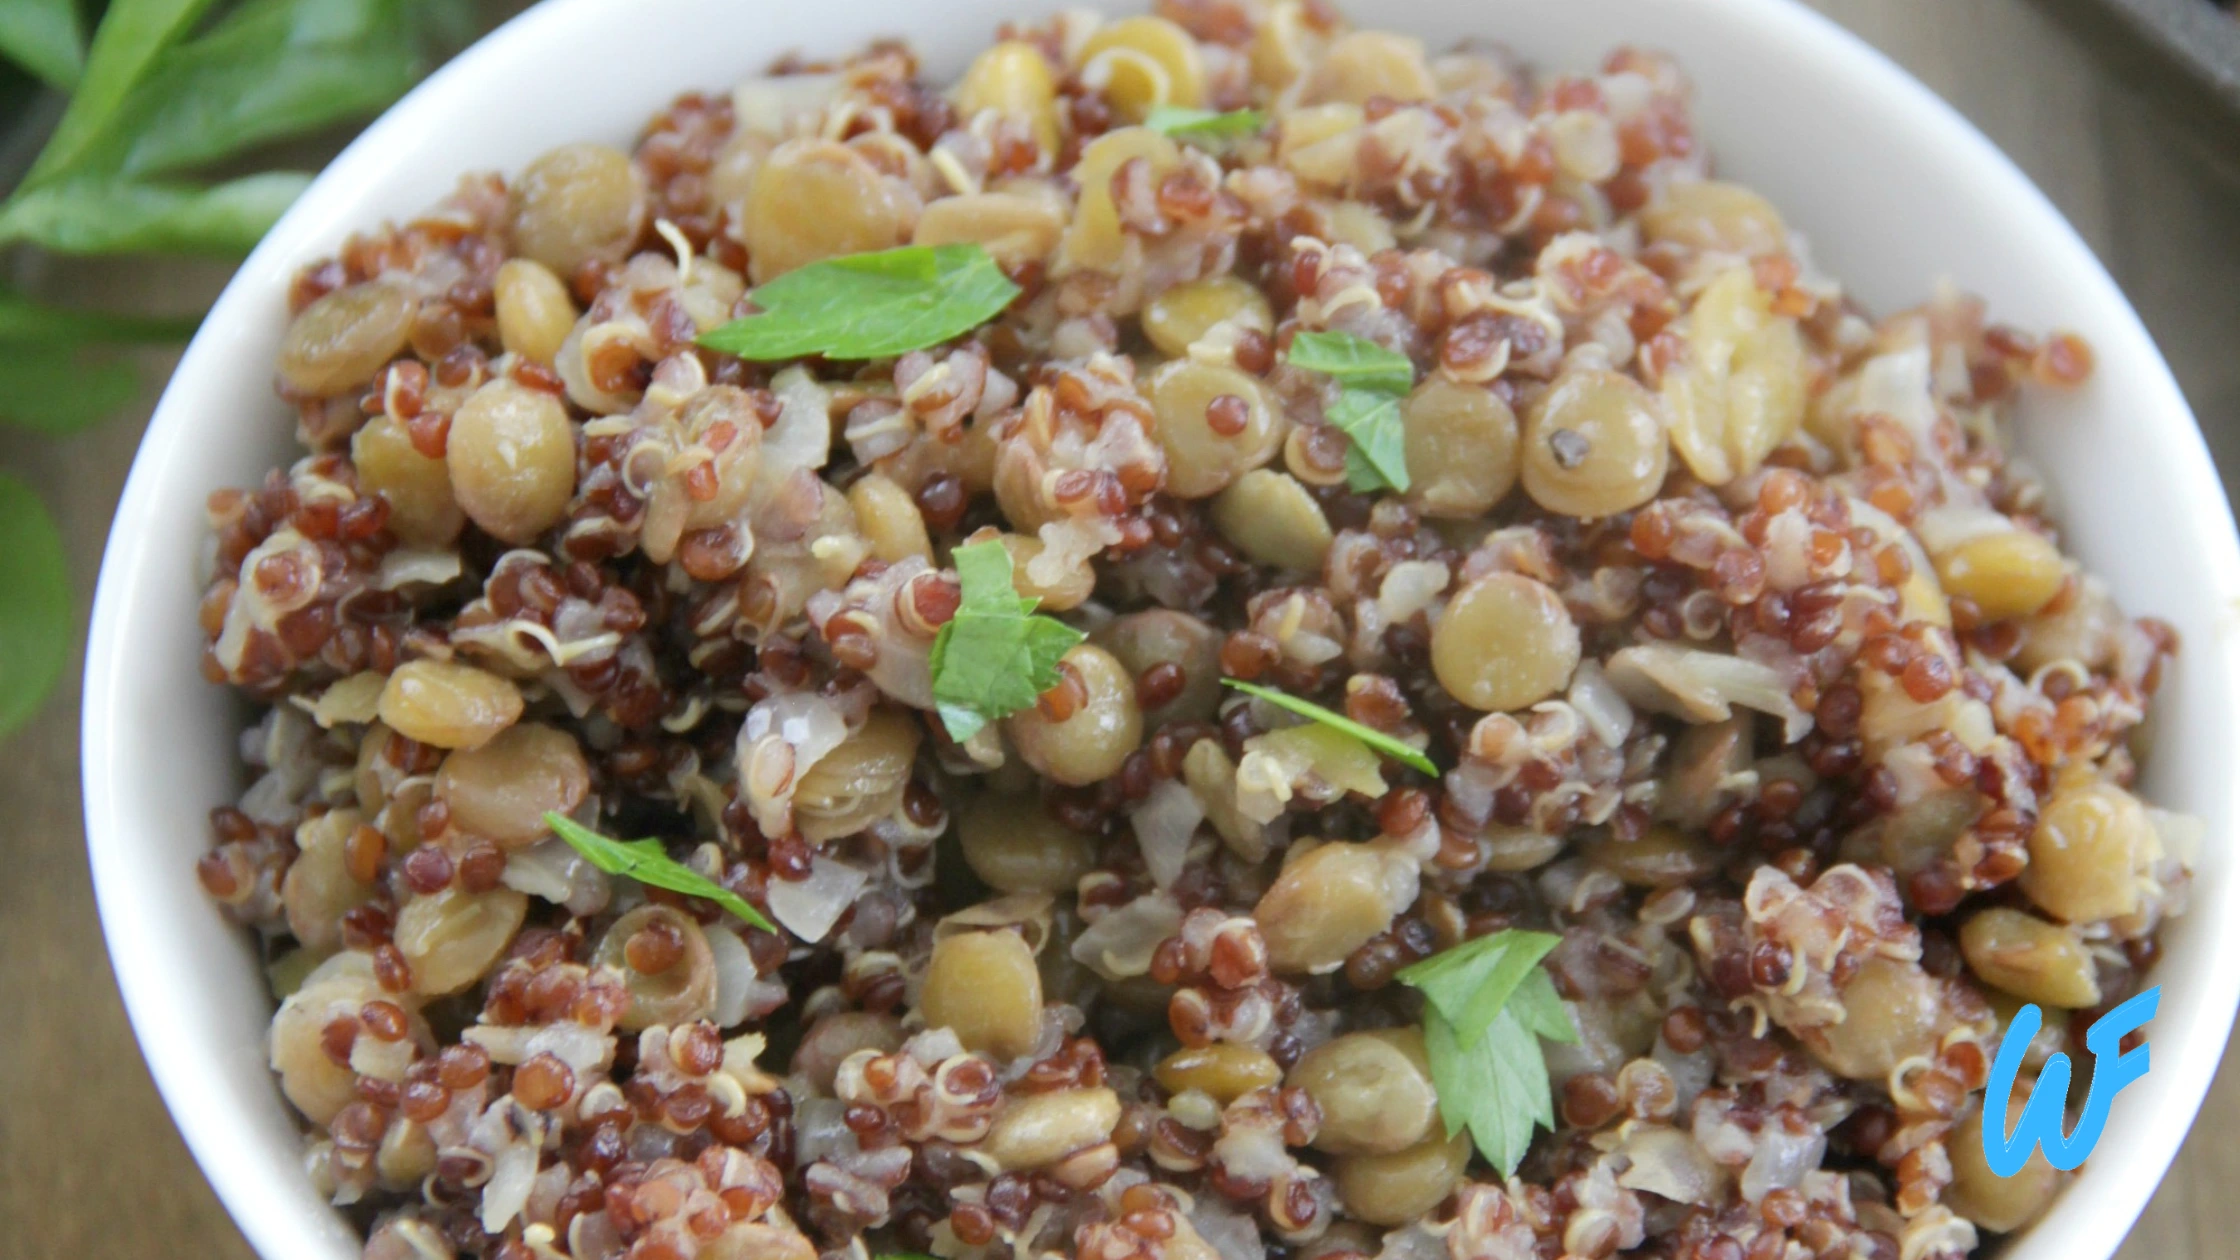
1221 678 1437 776
1288 331 1415 492
1401 930 1578 1177
544 812 778 934
0 261 197 443
1422 1000 1551 1176
698 244 1020 362
1397 928 1560 1046
99 0 438 180
23 0 224 187
1144 104 1265 145
928 539 1085 743
0 0 88 90
1327 388 1409 493
0 345 145 433
1507 967 1580 1045
1287 330 1415 393
0 472 72 737
8 0 466 261
0 170 310 254
0 289 201 343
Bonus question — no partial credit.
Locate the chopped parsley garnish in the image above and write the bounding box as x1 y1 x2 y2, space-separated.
1326 389 1411 495
928 540 1086 743
1144 105 1266 145
696 243 1019 362
1286 330 1415 493
1287 330 1415 391
1397 929 1578 1177
1222 678 1438 776
544 813 776 934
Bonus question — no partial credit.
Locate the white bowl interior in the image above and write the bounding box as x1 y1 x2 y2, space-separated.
82 1 2240 1258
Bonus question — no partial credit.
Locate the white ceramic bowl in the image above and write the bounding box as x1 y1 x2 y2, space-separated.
82 0 2240 1256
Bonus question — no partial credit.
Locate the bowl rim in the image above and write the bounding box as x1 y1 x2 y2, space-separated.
81 0 2240 1257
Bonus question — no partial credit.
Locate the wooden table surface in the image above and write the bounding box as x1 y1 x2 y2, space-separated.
8 0 2239 1255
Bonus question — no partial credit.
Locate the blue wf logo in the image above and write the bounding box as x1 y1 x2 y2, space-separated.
1981 986 2159 1176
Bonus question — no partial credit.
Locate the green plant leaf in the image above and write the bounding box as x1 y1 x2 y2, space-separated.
1507 967 1580 1045
0 345 144 432
1220 677 1438 776
0 289 200 343
544 813 778 934
1287 329 1415 394
23 0 223 187
7 0 463 261
1328 387 1409 493
1396 928 1560 1046
0 170 309 254
1143 104 1264 146
102 0 433 179
698 244 1020 362
927 539 1084 743
1422 1001 1552 1177
1401 929 1578 1178
0 292 192 434
0 472 72 737
0 0 88 90
1288 330 1415 492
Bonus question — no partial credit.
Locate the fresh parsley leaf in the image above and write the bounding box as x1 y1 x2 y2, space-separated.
1144 104 1265 145
0 473 71 737
698 244 1020 362
544 812 778 934
1507 967 1579 1043
1397 928 1560 1045
1327 388 1409 493
1400 929 1578 1177
0 0 88 90
1287 331 1415 492
1288 330 1415 393
927 539 1085 743
1423 998 1552 1176
1221 678 1438 776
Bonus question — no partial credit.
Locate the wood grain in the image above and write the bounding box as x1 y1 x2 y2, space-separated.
3 1 2234 1255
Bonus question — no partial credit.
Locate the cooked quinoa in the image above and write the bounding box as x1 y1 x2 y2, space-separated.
190 5 2197 1259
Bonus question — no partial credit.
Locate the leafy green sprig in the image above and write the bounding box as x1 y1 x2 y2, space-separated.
697 244 1019 362
0 0 465 738
544 813 778 934
1397 929 1578 1176
0 472 69 736
1286 329 1415 493
1144 104 1265 146
3 0 466 257
927 540 1084 742
1221 678 1438 776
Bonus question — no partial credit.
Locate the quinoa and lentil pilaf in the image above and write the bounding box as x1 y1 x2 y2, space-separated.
189 4 2199 1259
